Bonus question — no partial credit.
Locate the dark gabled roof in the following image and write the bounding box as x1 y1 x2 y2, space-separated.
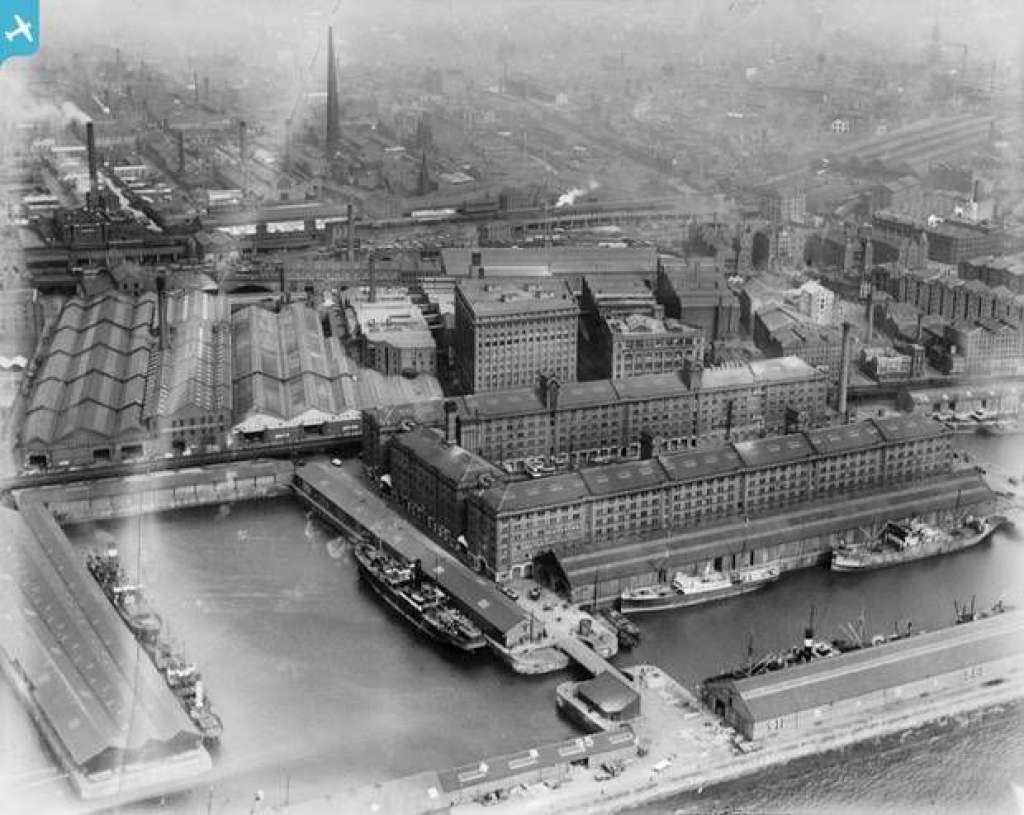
479 473 591 514
871 415 946 443
392 426 503 487
804 422 885 456
579 459 668 497
733 434 815 469
659 446 745 482
576 671 640 715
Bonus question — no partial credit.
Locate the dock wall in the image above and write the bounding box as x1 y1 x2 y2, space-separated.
17 461 294 523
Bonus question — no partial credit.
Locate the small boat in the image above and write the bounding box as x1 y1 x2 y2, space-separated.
831 514 998 572
599 608 641 648
620 563 780 614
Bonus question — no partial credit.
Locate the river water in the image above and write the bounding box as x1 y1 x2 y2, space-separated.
3 434 1024 814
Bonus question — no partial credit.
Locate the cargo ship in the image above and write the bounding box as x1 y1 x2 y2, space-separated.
619 563 780 614
85 546 223 744
353 542 487 653
830 514 1001 572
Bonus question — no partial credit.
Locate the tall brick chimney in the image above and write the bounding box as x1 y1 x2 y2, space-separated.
86 121 99 205
346 203 354 261
837 321 851 419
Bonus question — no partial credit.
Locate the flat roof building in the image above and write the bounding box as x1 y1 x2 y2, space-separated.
454 278 579 393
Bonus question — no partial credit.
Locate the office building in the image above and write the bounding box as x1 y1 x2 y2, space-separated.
454 278 579 393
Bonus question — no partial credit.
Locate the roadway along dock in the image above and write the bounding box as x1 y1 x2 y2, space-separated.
15 459 293 523
0 498 211 800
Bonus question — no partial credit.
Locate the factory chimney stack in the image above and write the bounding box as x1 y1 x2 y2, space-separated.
837 321 851 420
346 203 354 261
325 27 340 160
86 121 99 207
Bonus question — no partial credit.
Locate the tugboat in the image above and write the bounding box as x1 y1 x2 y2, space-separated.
831 514 1001 572
619 563 779 614
353 542 487 653
85 545 223 744
599 608 641 649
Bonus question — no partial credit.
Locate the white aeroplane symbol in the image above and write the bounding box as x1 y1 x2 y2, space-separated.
5 14 34 44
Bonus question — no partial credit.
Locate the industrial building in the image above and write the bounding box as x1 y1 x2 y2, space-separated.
895 383 1024 418
960 252 1024 294
343 288 437 377
146 288 233 454
19 287 435 468
597 315 706 380
363 355 828 473
453 278 580 393
463 416 951 578
388 421 504 544
555 469 989 607
382 413 954 579
655 263 740 340
702 610 1024 742
440 247 658 290
231 302 355 440
0 500 211 798
579 275 662 320
21 291 156 468
754 306 848 378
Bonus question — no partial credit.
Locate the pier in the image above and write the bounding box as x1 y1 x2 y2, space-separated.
555 636 631 685
0 499 211 800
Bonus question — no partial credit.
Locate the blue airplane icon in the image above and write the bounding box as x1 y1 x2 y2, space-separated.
0 0 39 65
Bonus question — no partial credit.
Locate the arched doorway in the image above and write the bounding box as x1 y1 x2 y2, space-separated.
532 551 569 595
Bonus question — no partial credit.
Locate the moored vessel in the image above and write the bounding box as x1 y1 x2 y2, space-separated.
619 563 779 614
830 514 1000 572
353 542 487 653
85 545 223 744
599 608 641 648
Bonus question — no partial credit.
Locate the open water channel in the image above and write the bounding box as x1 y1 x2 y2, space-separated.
2 433 1023 814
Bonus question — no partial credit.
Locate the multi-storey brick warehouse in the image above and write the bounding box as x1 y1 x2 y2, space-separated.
363 356 828 473
599 315 705 379
454 278 579 393
384 416 951 578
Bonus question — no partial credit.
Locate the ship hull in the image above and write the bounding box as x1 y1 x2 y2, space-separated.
831 525 995 572
620 574 774 614
354 547 485 653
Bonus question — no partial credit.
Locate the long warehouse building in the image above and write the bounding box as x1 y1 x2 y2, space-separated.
702 609 1024 741
0 500 211 799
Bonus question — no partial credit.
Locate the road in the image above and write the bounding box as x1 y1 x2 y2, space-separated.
0 435 360 494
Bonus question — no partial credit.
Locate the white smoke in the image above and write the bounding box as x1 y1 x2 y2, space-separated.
555 187 585 208
555 178 599 209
